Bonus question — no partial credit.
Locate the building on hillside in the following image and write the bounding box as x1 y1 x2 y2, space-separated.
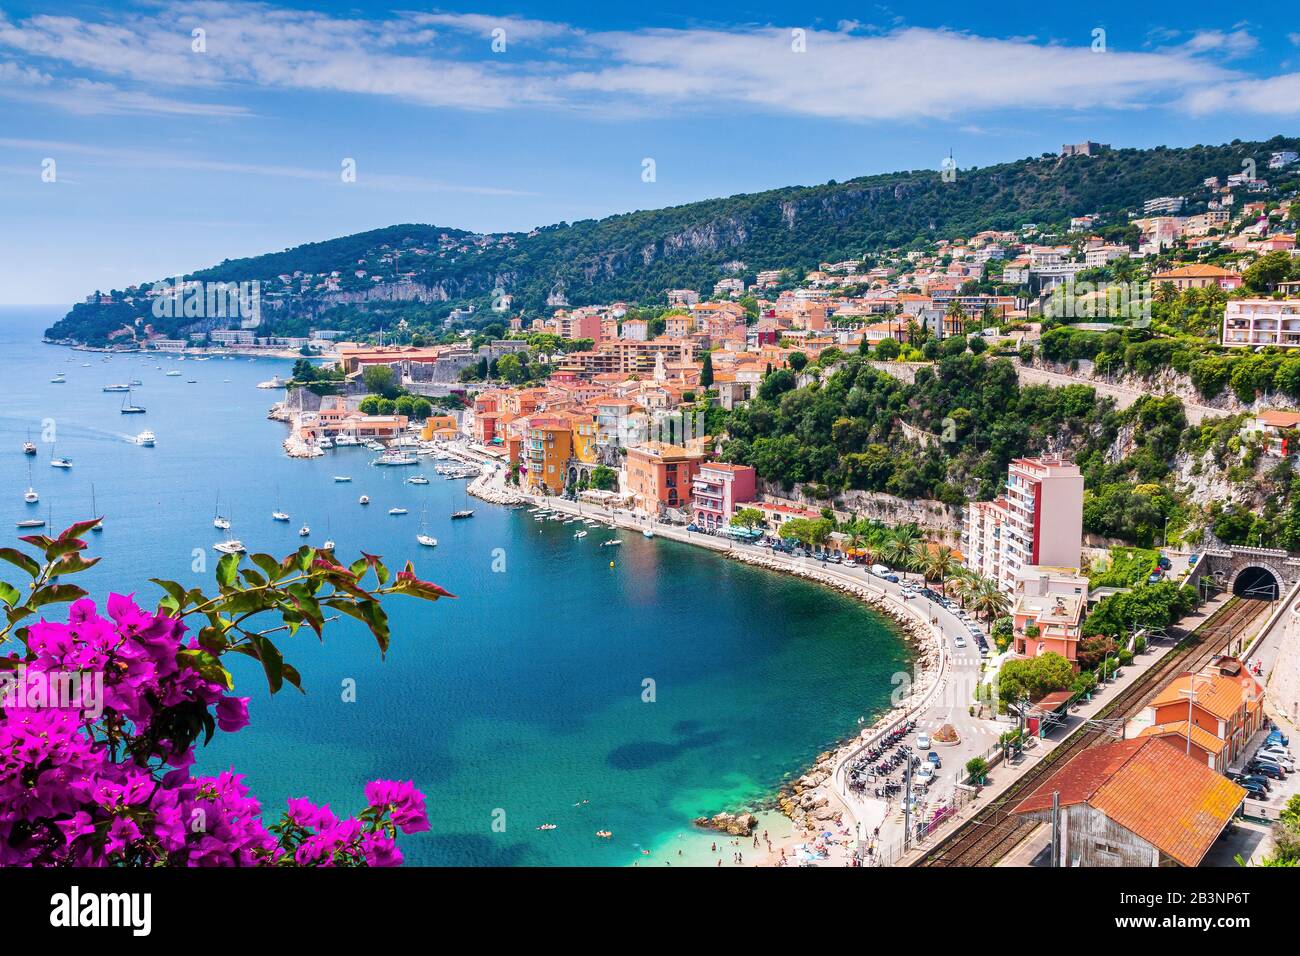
1143 196 1186 215
1061 141 1109 157
1151 264 1242 291
1010 737 1245 867
1245 409 1300 458
1222 298 1300 349
690 463 757 531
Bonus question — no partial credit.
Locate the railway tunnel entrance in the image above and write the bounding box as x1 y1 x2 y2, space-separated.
1234 565 1280 601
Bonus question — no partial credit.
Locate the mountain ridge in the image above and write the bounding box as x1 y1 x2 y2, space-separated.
46 134 1300 345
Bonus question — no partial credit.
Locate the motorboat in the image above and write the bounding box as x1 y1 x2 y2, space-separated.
272 510 290 522
406 475 430 485
16 518 45 529
50 375 66 384
574 530 588 539
322 539 336 550
22 440 36 456
334 476 352 482
359 495 370 505
165 370 182 377
642 528 655 538
372 452 418 466
600 539 623 547
388 508 408 516
213 538 245 554
298 525 310 536
334 434 360 446
102 384 131 392
50 457 72 469
319 437 334 449
136 430 155 446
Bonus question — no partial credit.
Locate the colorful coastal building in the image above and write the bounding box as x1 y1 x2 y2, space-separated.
523 416 575 495
690 463 757 531
625 442 706 516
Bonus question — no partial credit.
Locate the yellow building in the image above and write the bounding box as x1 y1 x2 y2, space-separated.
419 415 459 441
571 413 599 465
524 417 574 495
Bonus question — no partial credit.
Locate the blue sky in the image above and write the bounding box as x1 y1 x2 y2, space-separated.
1 1 1298 304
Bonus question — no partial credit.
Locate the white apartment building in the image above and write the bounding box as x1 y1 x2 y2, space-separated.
963 457 1084 592
1270 150 1299 170
1143 196 1186 215
1223 299 1300 349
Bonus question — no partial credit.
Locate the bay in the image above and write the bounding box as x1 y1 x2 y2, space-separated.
0 306 911 866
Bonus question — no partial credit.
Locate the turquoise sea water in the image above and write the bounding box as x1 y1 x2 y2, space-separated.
0 306 911 865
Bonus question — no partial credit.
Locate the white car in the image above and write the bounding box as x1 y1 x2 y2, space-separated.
1256 748 1295 771
954 635 967 648
914 765 935 784
916 733 931 750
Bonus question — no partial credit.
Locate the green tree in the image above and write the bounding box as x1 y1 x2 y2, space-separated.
362 364 400 399
731 507 765 529
700 352 714 388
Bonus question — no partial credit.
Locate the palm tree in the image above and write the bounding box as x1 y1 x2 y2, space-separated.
947 567 977 606
923 544 959 591
883 526 922 578
969 577 1010 624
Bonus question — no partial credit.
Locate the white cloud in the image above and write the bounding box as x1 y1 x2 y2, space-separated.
0 3 1294 122
1182 72 1300 116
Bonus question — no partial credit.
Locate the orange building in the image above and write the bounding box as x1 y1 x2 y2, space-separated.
523 416 574 495
625 442 706 515
1138 658 1265 772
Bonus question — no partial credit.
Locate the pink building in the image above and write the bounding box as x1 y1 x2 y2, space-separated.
690 463 757 530
964 457 1083 591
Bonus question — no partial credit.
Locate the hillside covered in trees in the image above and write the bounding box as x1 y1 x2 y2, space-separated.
48 135 1300 345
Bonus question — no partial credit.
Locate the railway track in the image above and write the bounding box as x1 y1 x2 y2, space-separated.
913 595 1268 867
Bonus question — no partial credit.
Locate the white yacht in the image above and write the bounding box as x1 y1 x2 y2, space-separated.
24 487 38 504
136 430 155 447
50 456 72 469
388 507 409 516
102 384 131 392
213 538 245 554
165 370 182 377
333 476 352 482
334 434 360 447
319 437 334 449
358 495 370 506
272 510 290 522
298 525 310 537
406 475 430 485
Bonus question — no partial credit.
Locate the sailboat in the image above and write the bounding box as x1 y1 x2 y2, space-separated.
22 430 36 456
120 388 146 414
322 519 335 551
451 478 474 519
298 524 310 537
417 509 437 547
23 462 37 504
271 487 290 522
91 485 103 533
49 446 72 469
213 493 231 530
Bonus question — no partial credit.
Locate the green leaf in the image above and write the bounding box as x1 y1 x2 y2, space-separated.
0 581 20 607
248 634 285 694
216 552 240 589
24 583 88 611
251 553 282 583
178 647 234 691
0 547 40 579
240 567 267 588
150 578 188 612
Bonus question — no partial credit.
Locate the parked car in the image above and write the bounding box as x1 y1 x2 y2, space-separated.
870 564 890 576
883 574 900 583
1236 773 1272 793
1239 778 1270 800
915 732 931 750
1256 748 1295 771
1267 730 1290 748
1157 554 1172 570
914 765 935 784
1246 760 1286 780
954 635 967 648
926 751 941 768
